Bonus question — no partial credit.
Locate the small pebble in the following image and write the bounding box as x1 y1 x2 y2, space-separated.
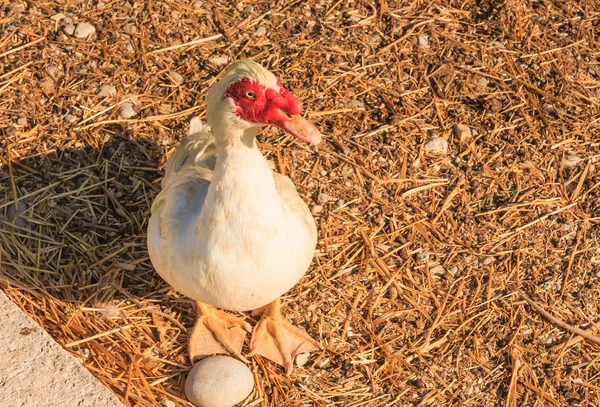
243 5 254 12
430 264 445 276
311 205 323 215
296 353 310 368
416 250 430 264
40 77 55 94
489 41 506 49
563 155 581 168
46 64 58 77
336 199 345 208
367 35 381 44
416 35 430 49
453 123 471 142
209 55 229 65
185 356 253 407
171 11 181 19
317 357 330 368
192 1 203 8
544 105 558 116
73 22 96 39
118 103 136 119
482 256 495 266
479 77 490 87
64 114 77 123
317 193 331 205
97 84 116 97
424 137 448 155
253 26 267 37
159 400 176 407
170 71 184 84
51 13 65 22
448 265 458 276
349 99 364 109
17 117 27 126
123 23 137 34
104 146 116 158
7 201 28 228
63 23 75 36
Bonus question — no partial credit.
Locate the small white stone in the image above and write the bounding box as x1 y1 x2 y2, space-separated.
311 205 323 215
453 123 471 142
17 117 27 126
317 357 330 368
430 264 445 276
296 353 310 368
64 114 77 123
448 265 458 276
46 64 58 77
7 201 28 228
424 137 448 155
482 256 495 266
416 250 430 264
73 22 96 39
317 193 332 204
63 23 75 36
367 35 381 44
97 84 116 97
171 11 181 19
489 41 506 49
192 1 203 8
349 99 364 109
479 77 490 87
123 23 137 34
185 356 253 407
544 105 558 115
51 13 65 22
416 35 430 49
209 55 229 65
40 77 55 93
159 400 176 407
118 103 136 119
563 155 581 168
253 26 267 37
169 71 184 84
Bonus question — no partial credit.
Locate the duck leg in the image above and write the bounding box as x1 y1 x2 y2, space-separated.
188 302 252 363
247 299 322 375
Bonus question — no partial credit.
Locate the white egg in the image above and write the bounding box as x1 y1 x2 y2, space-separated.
185 356 253 407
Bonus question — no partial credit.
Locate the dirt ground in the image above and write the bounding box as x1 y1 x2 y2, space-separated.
1 1 600 406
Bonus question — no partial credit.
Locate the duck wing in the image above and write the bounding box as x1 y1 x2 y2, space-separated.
148 119 216 279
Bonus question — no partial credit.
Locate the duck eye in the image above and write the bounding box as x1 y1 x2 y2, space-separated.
244 91 256 100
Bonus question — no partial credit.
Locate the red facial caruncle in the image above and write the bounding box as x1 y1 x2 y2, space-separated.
224 78 321 145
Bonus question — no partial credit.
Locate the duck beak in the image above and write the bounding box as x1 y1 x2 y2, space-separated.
271 114 322 145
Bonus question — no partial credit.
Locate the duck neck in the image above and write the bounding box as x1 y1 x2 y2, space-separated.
206 126 283 218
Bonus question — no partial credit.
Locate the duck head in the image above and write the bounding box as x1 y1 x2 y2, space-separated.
206 59 322 145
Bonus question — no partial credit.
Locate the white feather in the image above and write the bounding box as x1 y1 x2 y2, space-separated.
148 63 317 311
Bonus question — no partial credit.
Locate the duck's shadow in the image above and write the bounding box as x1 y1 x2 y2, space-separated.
0 126 200 402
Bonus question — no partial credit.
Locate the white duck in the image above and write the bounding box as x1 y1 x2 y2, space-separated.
148 60 322 375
